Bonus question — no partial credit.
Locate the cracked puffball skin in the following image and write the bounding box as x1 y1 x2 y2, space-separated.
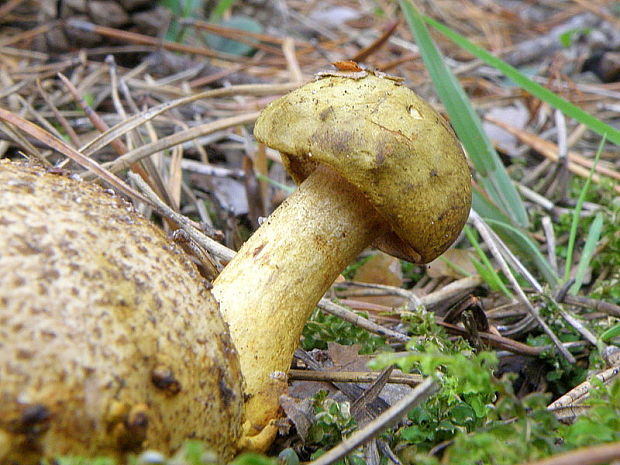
254 73 472 264
0 160 244 464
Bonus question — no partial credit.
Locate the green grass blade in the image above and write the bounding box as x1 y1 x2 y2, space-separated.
564 137 606 281
484 218 559 286
398 0 529 228
472 188 558 285
161 0 203 42
210 0 237 21
600 324 620 343
255 173 295 193
464 227 513 298
424 16 620 146
472 187 512 224
438 256 473 278
570 212 604 295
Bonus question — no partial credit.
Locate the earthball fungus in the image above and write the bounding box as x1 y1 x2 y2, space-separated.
212 67 472 448
0 65 471 463
0 161 244 463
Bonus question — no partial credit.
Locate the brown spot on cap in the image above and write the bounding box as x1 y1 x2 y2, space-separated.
151 366 182 395
9 403 51 436
252 243 266 258
117 404 149 451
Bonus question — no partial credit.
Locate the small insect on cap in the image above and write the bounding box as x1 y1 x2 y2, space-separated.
254 64 472 263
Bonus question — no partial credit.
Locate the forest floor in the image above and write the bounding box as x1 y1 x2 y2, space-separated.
1 1 620 465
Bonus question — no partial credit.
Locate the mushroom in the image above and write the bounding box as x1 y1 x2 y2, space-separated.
0 66 471 463
212 68 472 448
0 160 244 463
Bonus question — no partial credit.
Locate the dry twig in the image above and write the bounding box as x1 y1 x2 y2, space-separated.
308 377 439 465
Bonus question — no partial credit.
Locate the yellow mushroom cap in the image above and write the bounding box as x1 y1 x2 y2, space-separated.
254 72 472 263
0 160 243 463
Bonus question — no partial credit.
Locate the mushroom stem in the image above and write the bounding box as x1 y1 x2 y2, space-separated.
212 164 388 447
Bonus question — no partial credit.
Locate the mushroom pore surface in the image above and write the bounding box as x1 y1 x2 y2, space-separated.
0 160 243 463
254 73 472 263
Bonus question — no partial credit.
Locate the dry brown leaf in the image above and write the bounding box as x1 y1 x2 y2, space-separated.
328 343 374 371
352 252 405 307
426 248 477 279
279 395 314 442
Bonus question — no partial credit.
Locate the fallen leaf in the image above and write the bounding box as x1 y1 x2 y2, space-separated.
352 252 405 307
426 249 477 279
279 395 314 442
